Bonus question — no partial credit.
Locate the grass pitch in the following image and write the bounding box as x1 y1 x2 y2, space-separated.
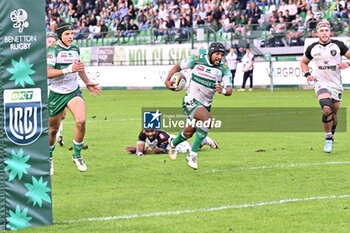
19 89 350 233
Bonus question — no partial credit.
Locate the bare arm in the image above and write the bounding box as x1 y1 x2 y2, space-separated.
300 57 314 84
337 50 350 69
78 67 102 96
47 61 85 79
135 143 163 155
164 64 181 91
215 83 233 96
136 143 145 156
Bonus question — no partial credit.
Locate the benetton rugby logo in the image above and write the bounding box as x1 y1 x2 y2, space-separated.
10 9 29 33
4 88 42 145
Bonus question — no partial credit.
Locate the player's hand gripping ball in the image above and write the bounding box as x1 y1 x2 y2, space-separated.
170 72 187 91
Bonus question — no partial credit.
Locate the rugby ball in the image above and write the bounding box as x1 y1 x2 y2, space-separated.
170 72 186 91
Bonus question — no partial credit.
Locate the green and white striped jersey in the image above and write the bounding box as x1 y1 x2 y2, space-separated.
179 54 232 107
47 42 80 94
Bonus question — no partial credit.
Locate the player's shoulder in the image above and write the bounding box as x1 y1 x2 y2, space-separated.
189 54 204 61
306 41 320 50
217 61 230 71
70 44 80 51
331 39 347 48
156 130 170 139
138 130 147 140
47 42 59 51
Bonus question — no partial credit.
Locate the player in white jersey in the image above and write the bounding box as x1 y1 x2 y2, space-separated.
165 42 232 169
301 20 350 153
225 48 238 88
46 32 65 150
47 23 101 172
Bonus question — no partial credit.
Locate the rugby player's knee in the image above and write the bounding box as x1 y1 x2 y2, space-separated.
75 120 85 129
319 98 333 115
49 126 59 136
183 130 194 138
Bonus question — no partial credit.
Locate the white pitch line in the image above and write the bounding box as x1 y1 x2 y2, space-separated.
211 161 350 173
55 194 350 224
63 118 141 125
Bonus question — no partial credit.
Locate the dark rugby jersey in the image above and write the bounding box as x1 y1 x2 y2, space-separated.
137 130 170 151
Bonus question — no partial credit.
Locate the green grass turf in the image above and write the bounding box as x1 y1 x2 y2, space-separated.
18 89 350 232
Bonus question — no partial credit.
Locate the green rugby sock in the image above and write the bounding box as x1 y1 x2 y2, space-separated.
73 140 84 158
172 130 188 147
49 144 55 158
191 128 208 153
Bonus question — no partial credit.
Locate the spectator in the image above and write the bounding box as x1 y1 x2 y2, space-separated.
205 12 219 31
118 3 129 22
193 15 205 28
159 3 170 20
279 0 289 16
333 0 344 20
331 19 343 37
97 20 109 38
95 0 105 15
67 2 76 21
147 8 157 29
74 21 89 39
287 20 302 46
125 19 139 38
127 4 136 20
58 0 69 16
247 1 262 25
296 20 305 35
88 13 97 26
284 9 294 28
306 13 318 37
137 10 149 30
198 6 207 20
165 15 176 36
273 17 287 34
288 0 298 18
342 4 350 19
235 13 248 36
74 0 86 19
236 0 247 11
219 14 231 34
238 48 254 91
88 20 101 39
155 18 167 39
112 18 126 37
268 10 279 24
294 13 304 24
234 39 249 62
196 0 206 11
87 0 95 14
225 47 238 87
296 0 307 14
309 0 319 13
313 5 323 20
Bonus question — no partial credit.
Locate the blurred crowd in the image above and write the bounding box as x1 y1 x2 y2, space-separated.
45 0 350 46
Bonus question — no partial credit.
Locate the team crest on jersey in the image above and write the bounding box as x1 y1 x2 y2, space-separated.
330 49 337 56
4 88 42 145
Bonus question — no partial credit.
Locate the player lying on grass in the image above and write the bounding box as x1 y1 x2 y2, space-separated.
125 129 219 156
165 42 232 169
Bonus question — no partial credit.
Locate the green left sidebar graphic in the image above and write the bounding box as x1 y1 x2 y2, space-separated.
0 1 52 231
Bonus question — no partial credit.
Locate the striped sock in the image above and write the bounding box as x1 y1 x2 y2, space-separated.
172 130 188 147
73 140 84 158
